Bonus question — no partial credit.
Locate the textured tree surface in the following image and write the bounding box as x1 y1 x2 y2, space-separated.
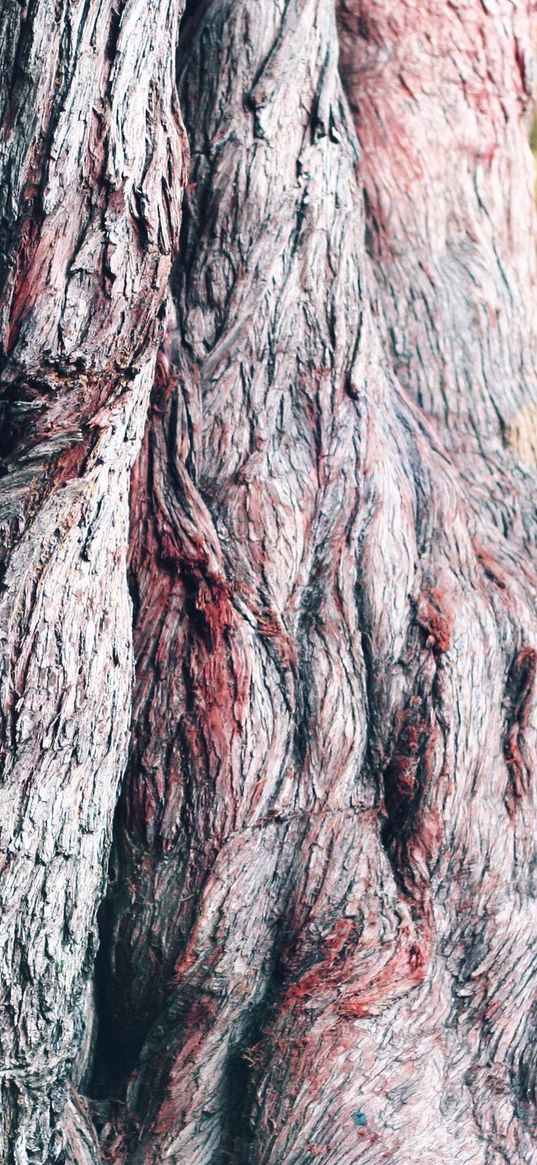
1 1 537 1164
338 0 537 546
0 1 186 1160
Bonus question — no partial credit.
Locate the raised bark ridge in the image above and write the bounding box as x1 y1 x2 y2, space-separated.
0 1 186 1160
90 3 537 1164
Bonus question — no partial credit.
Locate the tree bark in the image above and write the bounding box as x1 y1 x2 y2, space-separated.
337 0 537 545
3 2 537 1164
95 2 537 1164
0 1 186 1160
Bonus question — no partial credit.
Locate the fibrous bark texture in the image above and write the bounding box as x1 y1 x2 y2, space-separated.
0 1 186 1160
2 1 537 1164
338 0 537 546
92 2 537 1164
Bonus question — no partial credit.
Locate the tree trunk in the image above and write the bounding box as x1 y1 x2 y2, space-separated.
2 2 537 1164
0 1 186 1160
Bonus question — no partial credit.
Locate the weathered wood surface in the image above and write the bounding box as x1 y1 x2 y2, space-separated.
1 1 537 1163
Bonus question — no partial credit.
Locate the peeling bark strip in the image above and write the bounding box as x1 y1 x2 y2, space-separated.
0 0 187 1160
87 2 537 1164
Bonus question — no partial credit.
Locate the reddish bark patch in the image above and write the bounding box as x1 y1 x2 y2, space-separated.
48 435 93 492
381 695 432 854
474 543 508 590
336 930 430 1019
182 567 233 649
416 588 453 654
504 645 537 808
4 213 44 353
282 918 362 1009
